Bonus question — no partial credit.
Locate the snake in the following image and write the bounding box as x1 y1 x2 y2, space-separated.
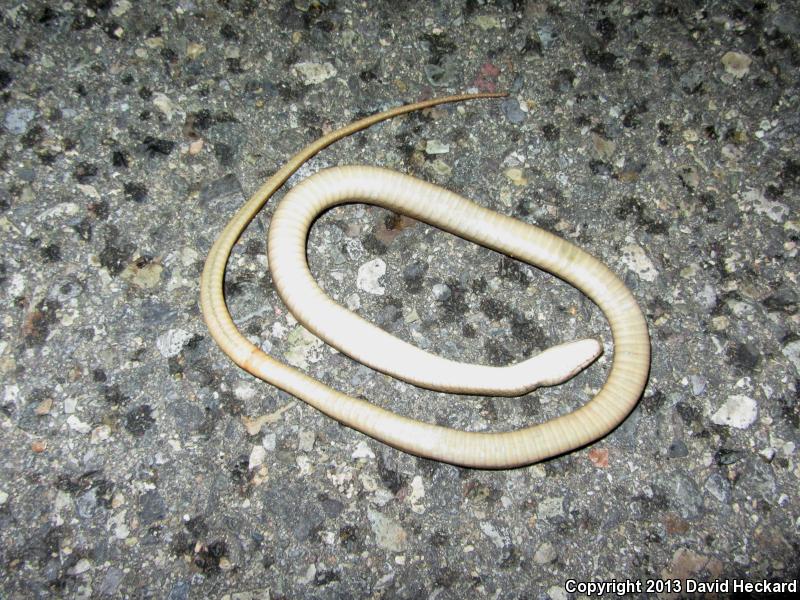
199 92 651 468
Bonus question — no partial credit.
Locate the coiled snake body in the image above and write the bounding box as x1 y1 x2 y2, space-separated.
199 93 650 468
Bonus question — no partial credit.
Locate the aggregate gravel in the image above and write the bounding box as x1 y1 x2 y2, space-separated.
1 1 798 598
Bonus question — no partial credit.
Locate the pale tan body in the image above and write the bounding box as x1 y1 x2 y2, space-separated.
199 93 651 468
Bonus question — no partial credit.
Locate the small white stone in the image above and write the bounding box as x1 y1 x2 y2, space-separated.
0 490 8 505
70 558 92 575
538 496 565 520
293 62 337 85
759 447 776 461
37 202 80 222
3 384 20 407
234 382 257 402
91 425 111 443
345 292 360 310
284 326 324 369
262 433 277 451
112 1 132 17
152 93 178 120
408 475 425 514
352 441 375 459
368 509 408 552
721 51 752 78
547 586 568 600
297 564 316 585
4 107 36 134
156 328 193 358
67 415 91 434
425 140 450 155
298 430 315 452
533 542 557 564
742 188 789 223
479 522 506 549
619 244 658 282
711 394 758 429
248 445 266 470
782 340 800 375
9 273 25 296
63 396 78 414
682 129 699 142
474 15 502 30
357 258 386 295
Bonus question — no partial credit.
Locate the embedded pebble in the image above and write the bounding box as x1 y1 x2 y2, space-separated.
619 244 658 282
431 283 451 302
234 382 258 402
425 140 449 155
284 326 324 370
711 394 758 429
474 15 502 30
504 168 528 186
352 441 375 459
742 188 789 223
156 329 193 358
501 98 526 124
111 0 132 17
63 397 77 414
704 473 732 504
67 415 91 434
248 445 266 470
345 292 360 310
4 107 36 134
479 522 506 549
357 258 386 295
547 586 568 600
408 476 425 514
690 375 707 396
430 159 451 176
262 433 277 451
152 93 178 120
293 62 337 85
368 509 408 552
783 340 800 375
721 51 752 78
669 473 704 521
592 134 616 160
534 542 557 564
298 430 315 452
537 496 565 520
423 62 458 87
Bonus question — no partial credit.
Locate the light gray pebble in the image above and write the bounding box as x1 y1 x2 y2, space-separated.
76 489 97 518
432 283 451 302
501 98 526 124
534 542 557 564
98 567 125 597
669 473 704 521
690 375 707 396
298 430 315 452
4 107 36 134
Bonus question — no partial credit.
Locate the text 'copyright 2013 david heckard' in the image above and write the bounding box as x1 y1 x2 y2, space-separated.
565 578 798 596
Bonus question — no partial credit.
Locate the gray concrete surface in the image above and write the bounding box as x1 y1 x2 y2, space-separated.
1 0 798 598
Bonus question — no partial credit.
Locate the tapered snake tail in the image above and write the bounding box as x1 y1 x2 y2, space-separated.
200 93 651 468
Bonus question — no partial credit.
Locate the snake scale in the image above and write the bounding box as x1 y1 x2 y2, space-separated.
199 92 651 468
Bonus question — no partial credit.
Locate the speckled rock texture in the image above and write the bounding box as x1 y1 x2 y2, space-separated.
1 1 798 598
